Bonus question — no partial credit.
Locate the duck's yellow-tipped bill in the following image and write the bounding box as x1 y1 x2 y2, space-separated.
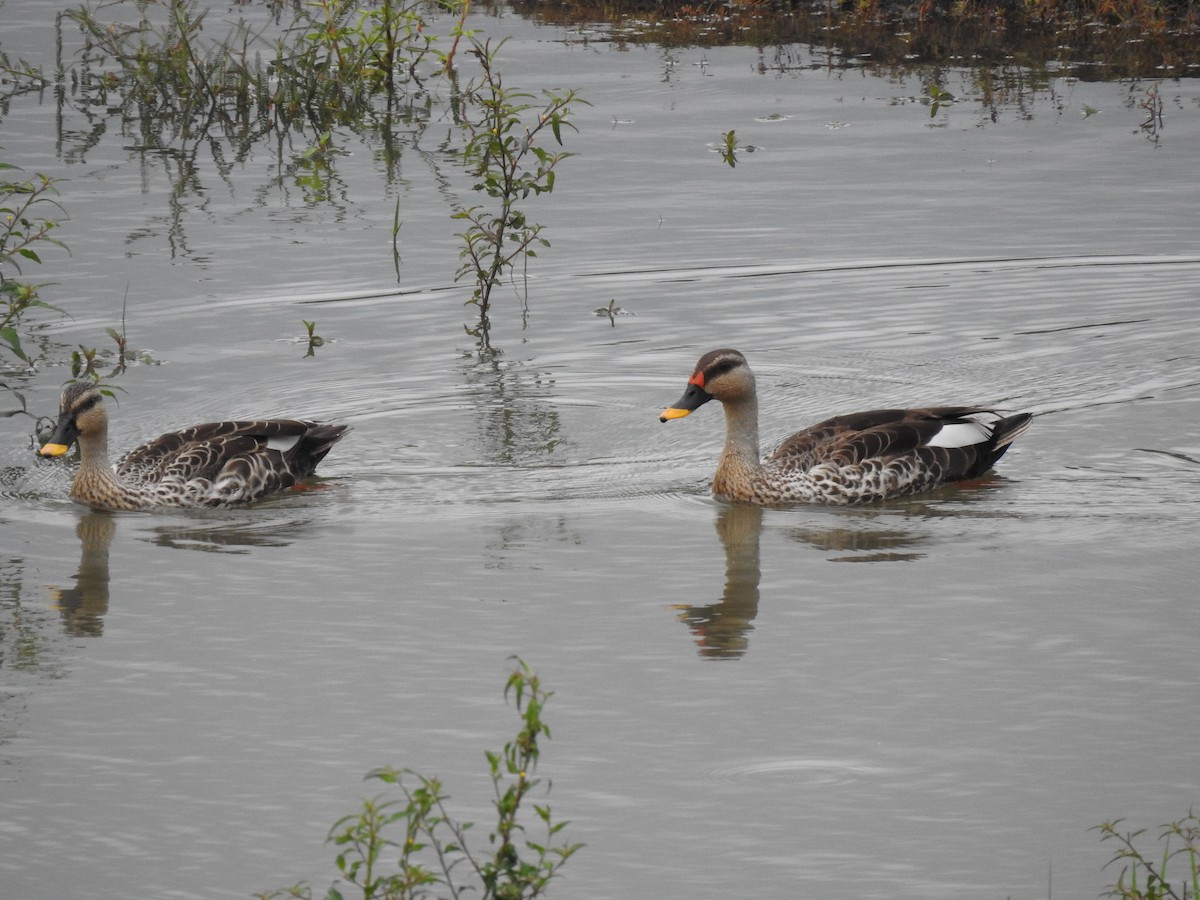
39 442 71 458
659 407 693 422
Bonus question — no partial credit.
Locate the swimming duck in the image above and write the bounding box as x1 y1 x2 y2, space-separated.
660 348 1032 505
38 382 351 511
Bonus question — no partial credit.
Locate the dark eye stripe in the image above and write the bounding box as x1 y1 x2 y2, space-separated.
705 358 740 380
70 392 101 417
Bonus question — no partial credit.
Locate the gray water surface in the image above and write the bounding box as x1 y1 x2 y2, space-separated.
2 5 1199 900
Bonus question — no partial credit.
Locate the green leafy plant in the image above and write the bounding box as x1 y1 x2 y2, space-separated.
67 1 263 136
453 38 586 344
1094 813 1200 900
295 131 343 203
926 83 956 116
303 0 441 94
302 320 326 357
64 294 151 381
260 658 581 900
1 160 68 366
69 345 102 381
0 49 50 102
1 155 138 392
391 196 404 279
719 129 738 167
62 3 585 347
66 0 444 157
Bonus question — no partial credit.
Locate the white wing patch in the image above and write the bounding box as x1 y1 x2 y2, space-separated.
267 434 302 453
924 420 991 449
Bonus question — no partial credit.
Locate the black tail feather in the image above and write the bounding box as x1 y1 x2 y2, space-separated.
985 412 1033 469
294 424 351 475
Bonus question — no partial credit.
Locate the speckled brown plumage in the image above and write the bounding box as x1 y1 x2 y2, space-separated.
661 348 1032 505
39 382 350 511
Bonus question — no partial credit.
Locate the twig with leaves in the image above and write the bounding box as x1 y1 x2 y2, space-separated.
259 658 582 900
1094 813 1200 900
453 38 586 344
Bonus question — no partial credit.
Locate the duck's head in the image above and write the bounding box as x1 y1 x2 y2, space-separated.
660 348 755 422
39 382 107 457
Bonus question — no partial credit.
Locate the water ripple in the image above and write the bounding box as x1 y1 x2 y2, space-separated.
702 757 899 786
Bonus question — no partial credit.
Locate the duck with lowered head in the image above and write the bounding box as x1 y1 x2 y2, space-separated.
39 381 350 511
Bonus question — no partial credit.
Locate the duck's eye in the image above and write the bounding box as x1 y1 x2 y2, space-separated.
72 395 101 417
705 359 739 381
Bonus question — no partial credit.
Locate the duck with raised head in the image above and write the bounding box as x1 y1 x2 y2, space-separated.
38 382 351 511
660 349 1032 505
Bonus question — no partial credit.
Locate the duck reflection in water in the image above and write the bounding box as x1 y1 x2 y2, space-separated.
48 511 115 636
674 504 763 659
45 508 321 637
674 503 954 658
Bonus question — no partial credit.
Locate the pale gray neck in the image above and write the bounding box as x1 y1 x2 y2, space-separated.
721 394 761 468
78 431 115 477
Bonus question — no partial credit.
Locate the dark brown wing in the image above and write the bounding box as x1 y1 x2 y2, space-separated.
771 406 1031 485
772 407 980 462
116 420 349 492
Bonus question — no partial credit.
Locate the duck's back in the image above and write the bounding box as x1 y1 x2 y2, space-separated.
116 420 350 506
758 407 1031 504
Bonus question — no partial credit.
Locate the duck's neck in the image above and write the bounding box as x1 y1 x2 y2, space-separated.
712 396 762 502
71 432 127 507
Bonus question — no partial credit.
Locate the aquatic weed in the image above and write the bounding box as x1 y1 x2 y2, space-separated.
0 159 68 366
453 38 586 346
259 658 582 900
1094 812 1200 900
302 320 327 357
60 2 586 348
719 129 738 167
